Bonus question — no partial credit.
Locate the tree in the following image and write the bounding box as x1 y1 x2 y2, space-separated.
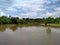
11 17 20 24
0 16 11 24
46 17 55 24
55 17 60 24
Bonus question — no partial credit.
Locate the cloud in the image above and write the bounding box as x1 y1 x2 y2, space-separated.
45 0 60 18
0 12 9 17
6 7 17 11
19 12 38 18
0 0 60 18
0 12 5 16
0 0 13 9
55 7 60 11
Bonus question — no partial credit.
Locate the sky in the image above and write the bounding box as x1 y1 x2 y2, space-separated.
0 0 60 18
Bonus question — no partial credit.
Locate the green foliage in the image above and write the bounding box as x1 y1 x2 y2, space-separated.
11 17 20 24
0 16 60 25
46 17 55 24
55 17 60 24
0 16 11 24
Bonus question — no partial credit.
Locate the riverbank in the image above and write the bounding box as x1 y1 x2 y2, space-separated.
0 24 60 31
0 23 60 28
40 24 60 28
0 23 60 27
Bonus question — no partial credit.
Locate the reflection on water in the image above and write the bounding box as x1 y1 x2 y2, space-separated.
0 25 22 32
0 25 60 45
0 25 7 32
46 27 52 45
46 27 51 35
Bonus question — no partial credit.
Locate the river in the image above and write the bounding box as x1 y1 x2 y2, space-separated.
0 25 60 45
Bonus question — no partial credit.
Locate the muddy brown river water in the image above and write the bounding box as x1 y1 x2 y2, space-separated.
0 25 60 45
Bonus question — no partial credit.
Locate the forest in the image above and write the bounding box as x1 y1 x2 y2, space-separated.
0 16 60 26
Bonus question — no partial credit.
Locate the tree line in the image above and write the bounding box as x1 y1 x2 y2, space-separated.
0 16 60 25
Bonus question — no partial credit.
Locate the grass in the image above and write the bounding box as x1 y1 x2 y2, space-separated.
40 23 60 28
0 23 60 28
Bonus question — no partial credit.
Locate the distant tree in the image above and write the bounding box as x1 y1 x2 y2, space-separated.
46 17 55 24
0 16 11 24
55 17 60 24
0 16 60 25
11 17 20 24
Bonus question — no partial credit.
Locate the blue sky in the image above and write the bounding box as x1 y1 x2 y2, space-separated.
0 0 60 18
